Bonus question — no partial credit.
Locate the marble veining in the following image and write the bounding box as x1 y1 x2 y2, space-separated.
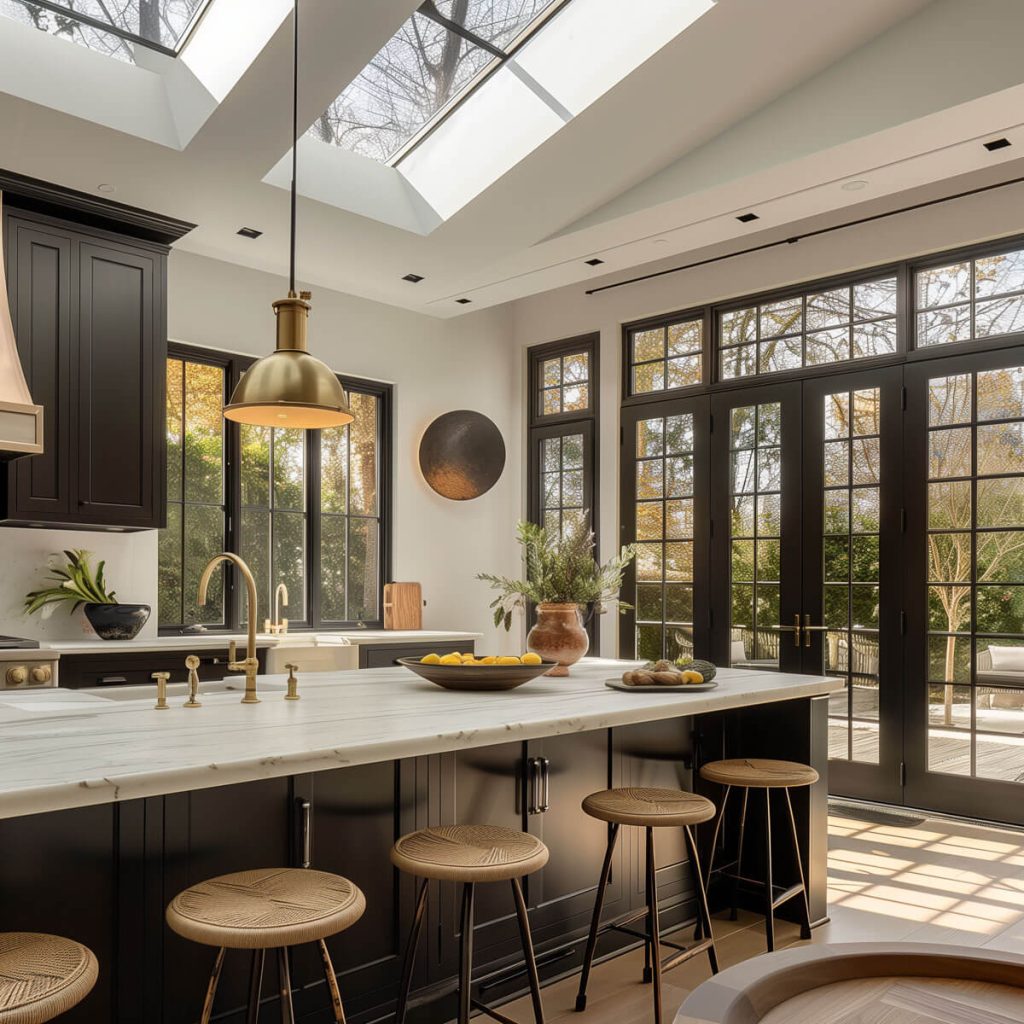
0 659 841 820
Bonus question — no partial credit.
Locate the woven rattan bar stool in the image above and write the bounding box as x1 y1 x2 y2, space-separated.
391 824 549 1024
0 933 97 1023
575 788 719 1024
701 758 817 952
166 867 365 1024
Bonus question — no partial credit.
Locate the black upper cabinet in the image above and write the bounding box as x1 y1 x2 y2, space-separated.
0 178 188 529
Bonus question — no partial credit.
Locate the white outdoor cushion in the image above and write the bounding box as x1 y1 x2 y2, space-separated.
987 645 1024 671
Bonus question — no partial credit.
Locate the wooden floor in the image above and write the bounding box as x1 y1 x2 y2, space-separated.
502 810 1024 1023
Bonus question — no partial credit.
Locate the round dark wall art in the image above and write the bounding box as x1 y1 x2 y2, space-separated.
419 410 506 501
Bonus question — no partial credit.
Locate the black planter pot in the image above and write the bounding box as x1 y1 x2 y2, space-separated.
84 603 151 641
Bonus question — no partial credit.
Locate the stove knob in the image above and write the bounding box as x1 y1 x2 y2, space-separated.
30 665 52 685
6 666 27 687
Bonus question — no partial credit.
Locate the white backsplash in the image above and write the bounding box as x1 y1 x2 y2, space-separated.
0 527 158 641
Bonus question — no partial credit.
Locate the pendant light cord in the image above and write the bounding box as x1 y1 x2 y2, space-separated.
289 0 298 295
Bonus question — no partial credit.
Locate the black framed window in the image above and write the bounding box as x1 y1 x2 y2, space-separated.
528 334 599 643
158 345 391 633
626 313 704 396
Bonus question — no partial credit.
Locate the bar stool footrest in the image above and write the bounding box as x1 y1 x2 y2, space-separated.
470 996 529 1024
716 871 805 910
660 937 715 974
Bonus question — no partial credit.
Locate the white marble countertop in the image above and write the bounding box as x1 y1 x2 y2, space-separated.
40 630 482 656
0 659 841 820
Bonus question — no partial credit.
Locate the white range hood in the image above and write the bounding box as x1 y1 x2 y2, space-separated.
0 192 43 461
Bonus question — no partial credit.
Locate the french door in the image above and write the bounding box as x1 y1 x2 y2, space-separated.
622 355 1024 824
903 348 1024 821
708 370 903 804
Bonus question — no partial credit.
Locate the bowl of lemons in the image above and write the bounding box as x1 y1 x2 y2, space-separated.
397 651 557 691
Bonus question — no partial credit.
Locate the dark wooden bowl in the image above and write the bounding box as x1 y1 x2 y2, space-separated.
397 657 557 691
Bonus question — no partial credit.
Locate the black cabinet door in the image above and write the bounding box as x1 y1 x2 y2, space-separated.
76 241 163 527
3 217 73 518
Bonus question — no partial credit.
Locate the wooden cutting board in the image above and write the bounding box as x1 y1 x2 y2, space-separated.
384 582 423 630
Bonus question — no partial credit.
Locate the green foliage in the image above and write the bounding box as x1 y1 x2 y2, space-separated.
24 550 117 616
477 516 636 631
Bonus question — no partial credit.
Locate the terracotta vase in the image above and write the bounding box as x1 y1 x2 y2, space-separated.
527 602 589 677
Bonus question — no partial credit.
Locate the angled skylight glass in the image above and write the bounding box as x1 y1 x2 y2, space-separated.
310 0 563 163
0 0 210 62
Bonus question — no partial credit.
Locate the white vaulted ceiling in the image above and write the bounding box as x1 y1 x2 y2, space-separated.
1 0 1023 318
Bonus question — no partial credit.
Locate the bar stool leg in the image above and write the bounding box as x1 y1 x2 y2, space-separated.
318 939 347 1024
645 827 663 1024
199 947 226 1024
458 882 476 1024
784 788 813 941
247 949 266 1024
511 877 545 1024
575 821 620 1011
682 825 718 976
395 879 429 1024
762 789 775 953
698 784 731 940
731 787 750 922
277 949 295 1024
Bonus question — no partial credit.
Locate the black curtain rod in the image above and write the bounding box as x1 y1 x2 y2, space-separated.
586 170 1024 297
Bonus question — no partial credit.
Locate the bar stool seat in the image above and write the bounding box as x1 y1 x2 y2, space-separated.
166 867 364 948
167 868 365 1024
392 825 547 1024
391 824 549 881
582 787 715 828
576 788 719 1024
699 758 819 789
0 933 97 1024
700 758 816 954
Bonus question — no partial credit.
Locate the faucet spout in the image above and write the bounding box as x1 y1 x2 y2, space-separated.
198 552 260 704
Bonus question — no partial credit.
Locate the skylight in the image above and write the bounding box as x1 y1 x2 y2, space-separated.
0 0 211 62
311 0 563 163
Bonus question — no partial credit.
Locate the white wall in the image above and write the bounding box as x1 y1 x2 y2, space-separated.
508 180 1024 658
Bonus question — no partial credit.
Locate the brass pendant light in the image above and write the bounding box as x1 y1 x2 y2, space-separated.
224 0 352 430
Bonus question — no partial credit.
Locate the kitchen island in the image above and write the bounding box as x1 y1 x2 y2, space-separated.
0 659 840 1024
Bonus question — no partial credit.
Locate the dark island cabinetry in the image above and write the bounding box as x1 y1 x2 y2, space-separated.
0 171 193 530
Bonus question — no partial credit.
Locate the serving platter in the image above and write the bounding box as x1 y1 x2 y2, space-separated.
605 678 718 694
398 657 557 691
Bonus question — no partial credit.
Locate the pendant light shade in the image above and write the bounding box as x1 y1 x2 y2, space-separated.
224 0 351 431
224 293 352 429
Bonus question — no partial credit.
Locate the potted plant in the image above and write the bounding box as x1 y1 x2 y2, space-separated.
24 549 151 640
477 517 635 676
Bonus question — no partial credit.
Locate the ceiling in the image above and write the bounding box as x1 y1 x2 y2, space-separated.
1 0 1023 319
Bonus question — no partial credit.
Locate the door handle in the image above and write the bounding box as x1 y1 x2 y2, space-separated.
802 615 829 648
297 798 312 868
527 757 543 815
768 615 802 647
539 757 550 813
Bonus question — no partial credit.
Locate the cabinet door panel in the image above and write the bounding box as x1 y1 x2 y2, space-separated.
77 242 159 523
6 218 72 516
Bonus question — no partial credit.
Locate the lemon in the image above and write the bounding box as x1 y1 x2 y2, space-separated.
521 652 542 665
480 655 498 665
420 653 441 665
497 656 522 666
682 670 704 684
439 654 461 666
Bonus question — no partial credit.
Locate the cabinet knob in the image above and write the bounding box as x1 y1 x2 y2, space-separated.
29 665 52 685
5 666 27 687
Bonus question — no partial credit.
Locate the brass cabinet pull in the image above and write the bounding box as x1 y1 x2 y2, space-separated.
539 757 551 813
527 757 544 815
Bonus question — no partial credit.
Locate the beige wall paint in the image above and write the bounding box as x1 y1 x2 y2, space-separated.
508 180 1024 657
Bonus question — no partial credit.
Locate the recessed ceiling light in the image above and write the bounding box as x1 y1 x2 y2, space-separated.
402 273 424 283
841 179 869 191
984 137 1011 152
237 227 263 239
736 212 759 223
456 298 472 304
584 257 605 266
97 183 115 194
